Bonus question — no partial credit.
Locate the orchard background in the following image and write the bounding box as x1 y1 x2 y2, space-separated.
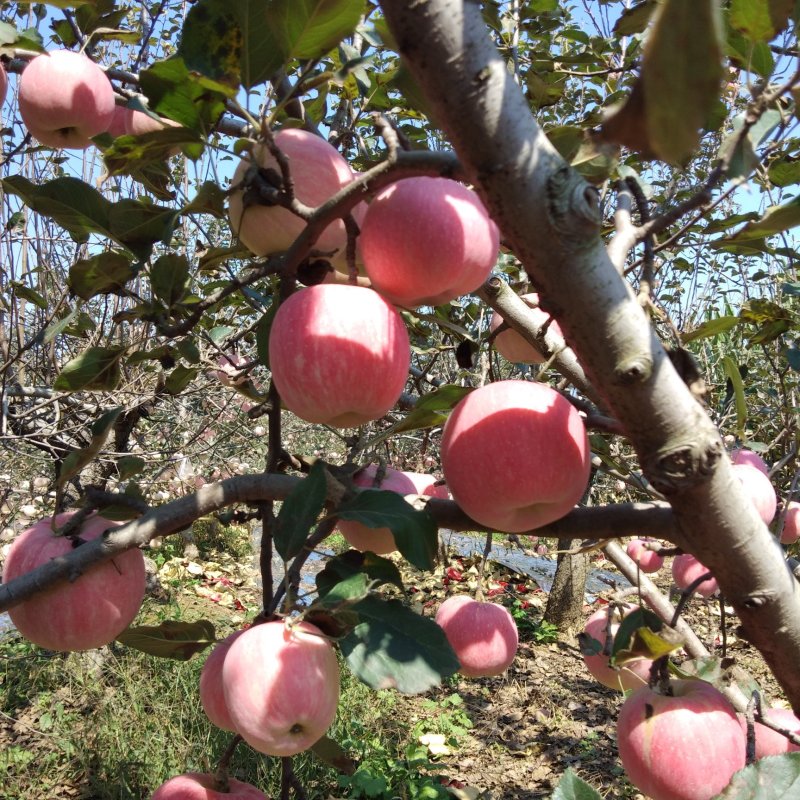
2 0 800 797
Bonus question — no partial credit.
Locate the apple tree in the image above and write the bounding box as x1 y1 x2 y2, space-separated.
2 0 800 797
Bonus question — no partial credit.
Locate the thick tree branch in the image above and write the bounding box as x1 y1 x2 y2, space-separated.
0 470 675 614
380 0 800 709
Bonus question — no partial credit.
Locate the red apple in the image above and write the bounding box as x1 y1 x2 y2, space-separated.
359 177 500 307
268 284 410 427
221 620 340 757
440 380 590 532
780 500 800 545
151 772 267 799
199 630 246 732
435 595 518 677
125 108 179 136
626 538 664 574
228 129 354 258
731 447 769 475
618 679 745 800
732 463 776 525
581 604 653 691
671 553 718 598
753 707 800 758
337 465 418 554
2 512 146 651
489 293 564 364
106 105 132 138
400 470 450 499
214 353 246 387
18 50 115 149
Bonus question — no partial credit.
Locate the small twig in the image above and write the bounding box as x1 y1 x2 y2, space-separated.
607 179 636 272
670 572 715 627
213 734 242 793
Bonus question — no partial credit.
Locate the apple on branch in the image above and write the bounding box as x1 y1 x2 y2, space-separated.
617 679 745 800
625 538 664 574
2 512 146 651
752 707 800 758
150 772 267 800
440 380 590 533
435 594 519 678
228 128 354 260
488 292 563 364
337 465 447 554
18 50 115 149
671 553 719 598
731 463 777 525
199 629 246 732
360 176 500 307
780 500 800 544
221 620 340 757
580 603 653 691
268 284 410 427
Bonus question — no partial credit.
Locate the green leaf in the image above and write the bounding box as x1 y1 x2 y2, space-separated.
150 254 190 308
116 620 217 660
10 282 47 309
177 338 201 364
713 752 800 799
339 596 460 693
551 768 603 800
54 347 126 391
165 365 199 395
730 0 794 42
683 316 740 343
768 156 800 188
391 385 473 434
719 197 800 242
722 355 748 435
335 491 438 572
269 0 365 61
2 176 177 261
739 299 795 345
310 735 357 775
183 181 227 217
316 550 405 598
718 108 782 182
68 252 137 300
57 407 122 489
784 347 800 372
179 0 242 87
139 56 234 131
274 461 328 561
600 0 725 164
614 0 658 36
318 572 371 606
256 303 277 368
117 456 145 480
726 27 774 78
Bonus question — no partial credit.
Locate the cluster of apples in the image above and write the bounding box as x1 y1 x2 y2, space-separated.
581 602 800 800
234 128 500 431
10 49 175 150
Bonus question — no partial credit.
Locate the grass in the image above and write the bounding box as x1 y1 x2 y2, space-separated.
0 598 461 799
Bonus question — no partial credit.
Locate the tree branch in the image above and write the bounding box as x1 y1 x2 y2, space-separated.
0 469 675 614
380 0 800 710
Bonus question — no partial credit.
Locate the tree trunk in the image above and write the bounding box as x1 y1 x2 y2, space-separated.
544 538 588 633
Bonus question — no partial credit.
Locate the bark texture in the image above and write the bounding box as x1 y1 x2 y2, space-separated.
380 0 800 709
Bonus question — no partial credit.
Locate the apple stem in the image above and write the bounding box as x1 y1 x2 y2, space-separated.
744 692 760 765
475 531 493 602
213 734 242 793
280 756 308 799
